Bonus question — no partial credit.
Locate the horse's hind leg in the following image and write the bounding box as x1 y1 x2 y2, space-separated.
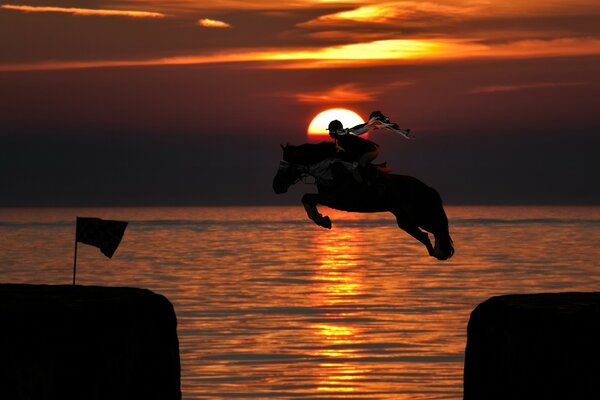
302 193 332 229
393 213 434 256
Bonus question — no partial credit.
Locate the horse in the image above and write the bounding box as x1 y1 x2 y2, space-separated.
272 142 454 260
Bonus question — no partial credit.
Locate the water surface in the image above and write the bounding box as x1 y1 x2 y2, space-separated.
1 206 599 399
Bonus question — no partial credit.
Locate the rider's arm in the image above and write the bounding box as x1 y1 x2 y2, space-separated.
348 121 373 135
349 117 383 135
349 125 368 135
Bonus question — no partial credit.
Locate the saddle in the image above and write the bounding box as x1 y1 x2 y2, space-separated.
306 158 391 186
358 162 391 185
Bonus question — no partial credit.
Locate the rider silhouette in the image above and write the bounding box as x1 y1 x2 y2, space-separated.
327 119 380 184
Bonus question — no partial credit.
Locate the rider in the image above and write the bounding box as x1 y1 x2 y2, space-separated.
327 119 380 184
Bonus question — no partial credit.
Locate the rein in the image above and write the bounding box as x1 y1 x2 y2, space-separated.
278 159 309 185
279 158 347 185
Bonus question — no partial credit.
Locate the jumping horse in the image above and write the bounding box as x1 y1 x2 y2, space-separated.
272 142 454 260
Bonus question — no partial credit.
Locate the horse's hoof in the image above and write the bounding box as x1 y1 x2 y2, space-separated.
320 216 332 229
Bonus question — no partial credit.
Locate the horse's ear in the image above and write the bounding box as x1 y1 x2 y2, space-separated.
280 144 285 150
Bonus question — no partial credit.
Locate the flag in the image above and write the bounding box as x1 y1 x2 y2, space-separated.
76 217 128 258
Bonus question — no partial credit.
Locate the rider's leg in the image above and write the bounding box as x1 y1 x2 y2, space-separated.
358 149 379 167
355 149 379 184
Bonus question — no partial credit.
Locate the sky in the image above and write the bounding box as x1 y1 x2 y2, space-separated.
1 0 599 206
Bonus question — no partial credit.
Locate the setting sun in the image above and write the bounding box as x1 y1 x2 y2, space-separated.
307 108 365 140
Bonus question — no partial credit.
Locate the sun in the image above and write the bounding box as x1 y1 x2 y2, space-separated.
307 108 365 140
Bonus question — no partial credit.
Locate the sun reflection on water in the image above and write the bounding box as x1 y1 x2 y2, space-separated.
310 227 370 394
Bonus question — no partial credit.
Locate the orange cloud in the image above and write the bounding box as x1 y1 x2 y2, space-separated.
2 37 600 72
299 2 477 27
306 30 395 42
1 4 166 18
294 81 415 103
295 83 377 103
483 37 600 59
265 39 446 62
470 81 587 94
198 18 231 28
263 37 600 69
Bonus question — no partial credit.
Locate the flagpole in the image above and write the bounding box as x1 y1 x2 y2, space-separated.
73 225 78 285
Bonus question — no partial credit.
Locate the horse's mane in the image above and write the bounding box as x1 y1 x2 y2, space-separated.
287 141 337 165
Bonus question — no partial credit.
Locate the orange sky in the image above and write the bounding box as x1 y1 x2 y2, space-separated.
2 1 600 71
0 1 599 205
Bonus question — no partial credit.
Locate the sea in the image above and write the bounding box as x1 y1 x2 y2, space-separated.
1 206 599 399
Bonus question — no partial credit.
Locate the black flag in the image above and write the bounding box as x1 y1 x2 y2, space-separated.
76 217 128 258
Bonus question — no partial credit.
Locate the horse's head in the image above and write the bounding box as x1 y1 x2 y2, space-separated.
273 142 338 194
272 144 303 194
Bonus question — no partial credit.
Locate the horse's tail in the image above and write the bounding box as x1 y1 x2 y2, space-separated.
427 186 454 260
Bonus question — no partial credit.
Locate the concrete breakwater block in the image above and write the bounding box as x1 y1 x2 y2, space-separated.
464 292 600 400
0 284 181 400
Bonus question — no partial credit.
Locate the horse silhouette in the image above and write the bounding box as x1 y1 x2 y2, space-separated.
273 142 454 260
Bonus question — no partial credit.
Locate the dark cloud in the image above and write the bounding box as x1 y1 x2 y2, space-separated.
0 6 341 64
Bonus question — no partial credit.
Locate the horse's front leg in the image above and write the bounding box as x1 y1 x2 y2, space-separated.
302 193 332 229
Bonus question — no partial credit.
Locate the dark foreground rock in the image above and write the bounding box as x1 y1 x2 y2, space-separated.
464 292 600 400
0 284 181 400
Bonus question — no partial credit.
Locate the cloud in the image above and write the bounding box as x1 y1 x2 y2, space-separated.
294 1 600 53
295 83 377 103
0 39 446 72
298 0 600 27
268 39 445 61
259 37 600 69
298 2 478 27
470 81 588 94
2 37 600 72
198 18 231 28
483 37 600 59
306 30 396 42
293 81 415 103
1 4 166 18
